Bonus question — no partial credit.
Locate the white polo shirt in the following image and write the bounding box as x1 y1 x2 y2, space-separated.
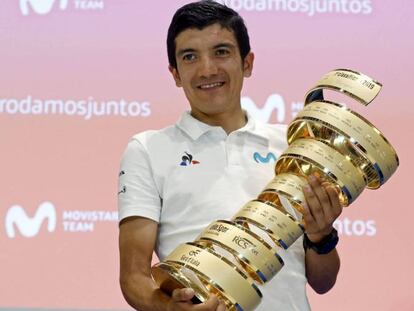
118 111 310 311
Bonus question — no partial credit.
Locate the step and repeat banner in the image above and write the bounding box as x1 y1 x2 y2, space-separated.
1 1 413 310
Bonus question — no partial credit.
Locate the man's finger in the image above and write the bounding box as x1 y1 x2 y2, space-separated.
301 202 318 234
326 185 342 218
309 175 331 212
216 300 227 311
193 294 220 310
303 184 325 230
316 181 336 224
171 288 195 302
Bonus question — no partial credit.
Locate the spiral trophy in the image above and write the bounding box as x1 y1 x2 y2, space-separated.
151 69 399 311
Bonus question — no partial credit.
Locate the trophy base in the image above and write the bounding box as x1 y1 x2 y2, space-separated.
152 261 240 310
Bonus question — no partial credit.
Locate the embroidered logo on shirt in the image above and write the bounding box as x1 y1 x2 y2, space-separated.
253 152 276 163
180 152 200 166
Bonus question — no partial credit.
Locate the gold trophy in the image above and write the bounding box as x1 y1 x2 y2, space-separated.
151 69 399 311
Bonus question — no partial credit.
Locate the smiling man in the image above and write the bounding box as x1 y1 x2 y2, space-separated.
170 22 253 134
118 1 342 311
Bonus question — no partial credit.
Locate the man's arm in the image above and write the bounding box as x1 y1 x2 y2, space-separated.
302 174 342 294
118 216 226 311
304 244 340 294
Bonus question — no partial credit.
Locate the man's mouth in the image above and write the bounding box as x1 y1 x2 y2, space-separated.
198 82 225 90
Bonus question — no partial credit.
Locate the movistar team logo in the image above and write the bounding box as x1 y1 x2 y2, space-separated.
5 202 57 238
20 0 69 16
19 0 105 16
241 94 286 123
180 152 200 166
253 152 276 163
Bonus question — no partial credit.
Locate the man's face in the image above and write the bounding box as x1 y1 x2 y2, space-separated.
170 23 254 118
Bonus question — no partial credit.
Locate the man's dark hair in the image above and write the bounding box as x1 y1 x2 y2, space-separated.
167 0 251 69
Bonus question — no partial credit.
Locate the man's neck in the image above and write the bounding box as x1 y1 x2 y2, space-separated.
190 108 247 134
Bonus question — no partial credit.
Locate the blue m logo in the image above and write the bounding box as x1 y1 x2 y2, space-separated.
253 152 277 163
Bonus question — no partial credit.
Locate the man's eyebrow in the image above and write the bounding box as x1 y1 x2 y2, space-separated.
213 43 236 49
176 48 196 57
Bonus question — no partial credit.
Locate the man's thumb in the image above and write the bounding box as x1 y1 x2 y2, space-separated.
171 288 195 302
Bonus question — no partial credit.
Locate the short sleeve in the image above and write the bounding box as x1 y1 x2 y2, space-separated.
117 137 161 223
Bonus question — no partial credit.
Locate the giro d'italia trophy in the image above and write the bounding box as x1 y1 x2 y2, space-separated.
151 69 399 311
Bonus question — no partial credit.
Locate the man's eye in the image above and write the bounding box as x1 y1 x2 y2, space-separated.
183 54 196 61
216 49 230 56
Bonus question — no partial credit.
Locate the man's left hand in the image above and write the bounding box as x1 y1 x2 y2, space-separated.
302 173 342 243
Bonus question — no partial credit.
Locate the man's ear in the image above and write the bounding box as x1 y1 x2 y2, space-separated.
243 52 254 78
169 65 182 87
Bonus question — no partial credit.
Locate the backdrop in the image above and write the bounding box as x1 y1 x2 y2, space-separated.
1 0 413 310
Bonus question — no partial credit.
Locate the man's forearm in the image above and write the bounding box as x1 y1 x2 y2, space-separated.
120 273 171 311
305 248 340 294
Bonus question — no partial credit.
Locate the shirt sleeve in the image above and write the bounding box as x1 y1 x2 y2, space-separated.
117 137 161 223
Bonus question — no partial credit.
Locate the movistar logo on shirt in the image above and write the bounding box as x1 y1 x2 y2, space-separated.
180 152 200 166
253 152 276 163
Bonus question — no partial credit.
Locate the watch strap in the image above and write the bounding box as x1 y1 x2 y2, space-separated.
303 228 339 254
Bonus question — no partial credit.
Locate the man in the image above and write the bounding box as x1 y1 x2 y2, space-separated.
118 1 342 310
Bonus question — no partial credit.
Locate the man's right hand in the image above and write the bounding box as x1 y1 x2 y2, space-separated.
119 217 227 311
168 288 226 311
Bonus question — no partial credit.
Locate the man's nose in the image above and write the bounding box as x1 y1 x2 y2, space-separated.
198 56 219 78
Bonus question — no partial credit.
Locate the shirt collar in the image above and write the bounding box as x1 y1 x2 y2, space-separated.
175 110 270 143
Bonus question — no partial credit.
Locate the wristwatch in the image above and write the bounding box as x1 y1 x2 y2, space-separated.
303 228 339 254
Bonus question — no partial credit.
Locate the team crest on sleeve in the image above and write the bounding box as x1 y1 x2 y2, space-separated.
118 170 126 195
118 185 127 195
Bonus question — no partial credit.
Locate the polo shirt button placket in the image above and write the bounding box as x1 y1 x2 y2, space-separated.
227 132 241 166
211 128 228 167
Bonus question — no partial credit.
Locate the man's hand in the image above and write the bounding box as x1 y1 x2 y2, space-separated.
119 216 227 311
302 173 342 242
168 288 226 311
301 173 342 294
